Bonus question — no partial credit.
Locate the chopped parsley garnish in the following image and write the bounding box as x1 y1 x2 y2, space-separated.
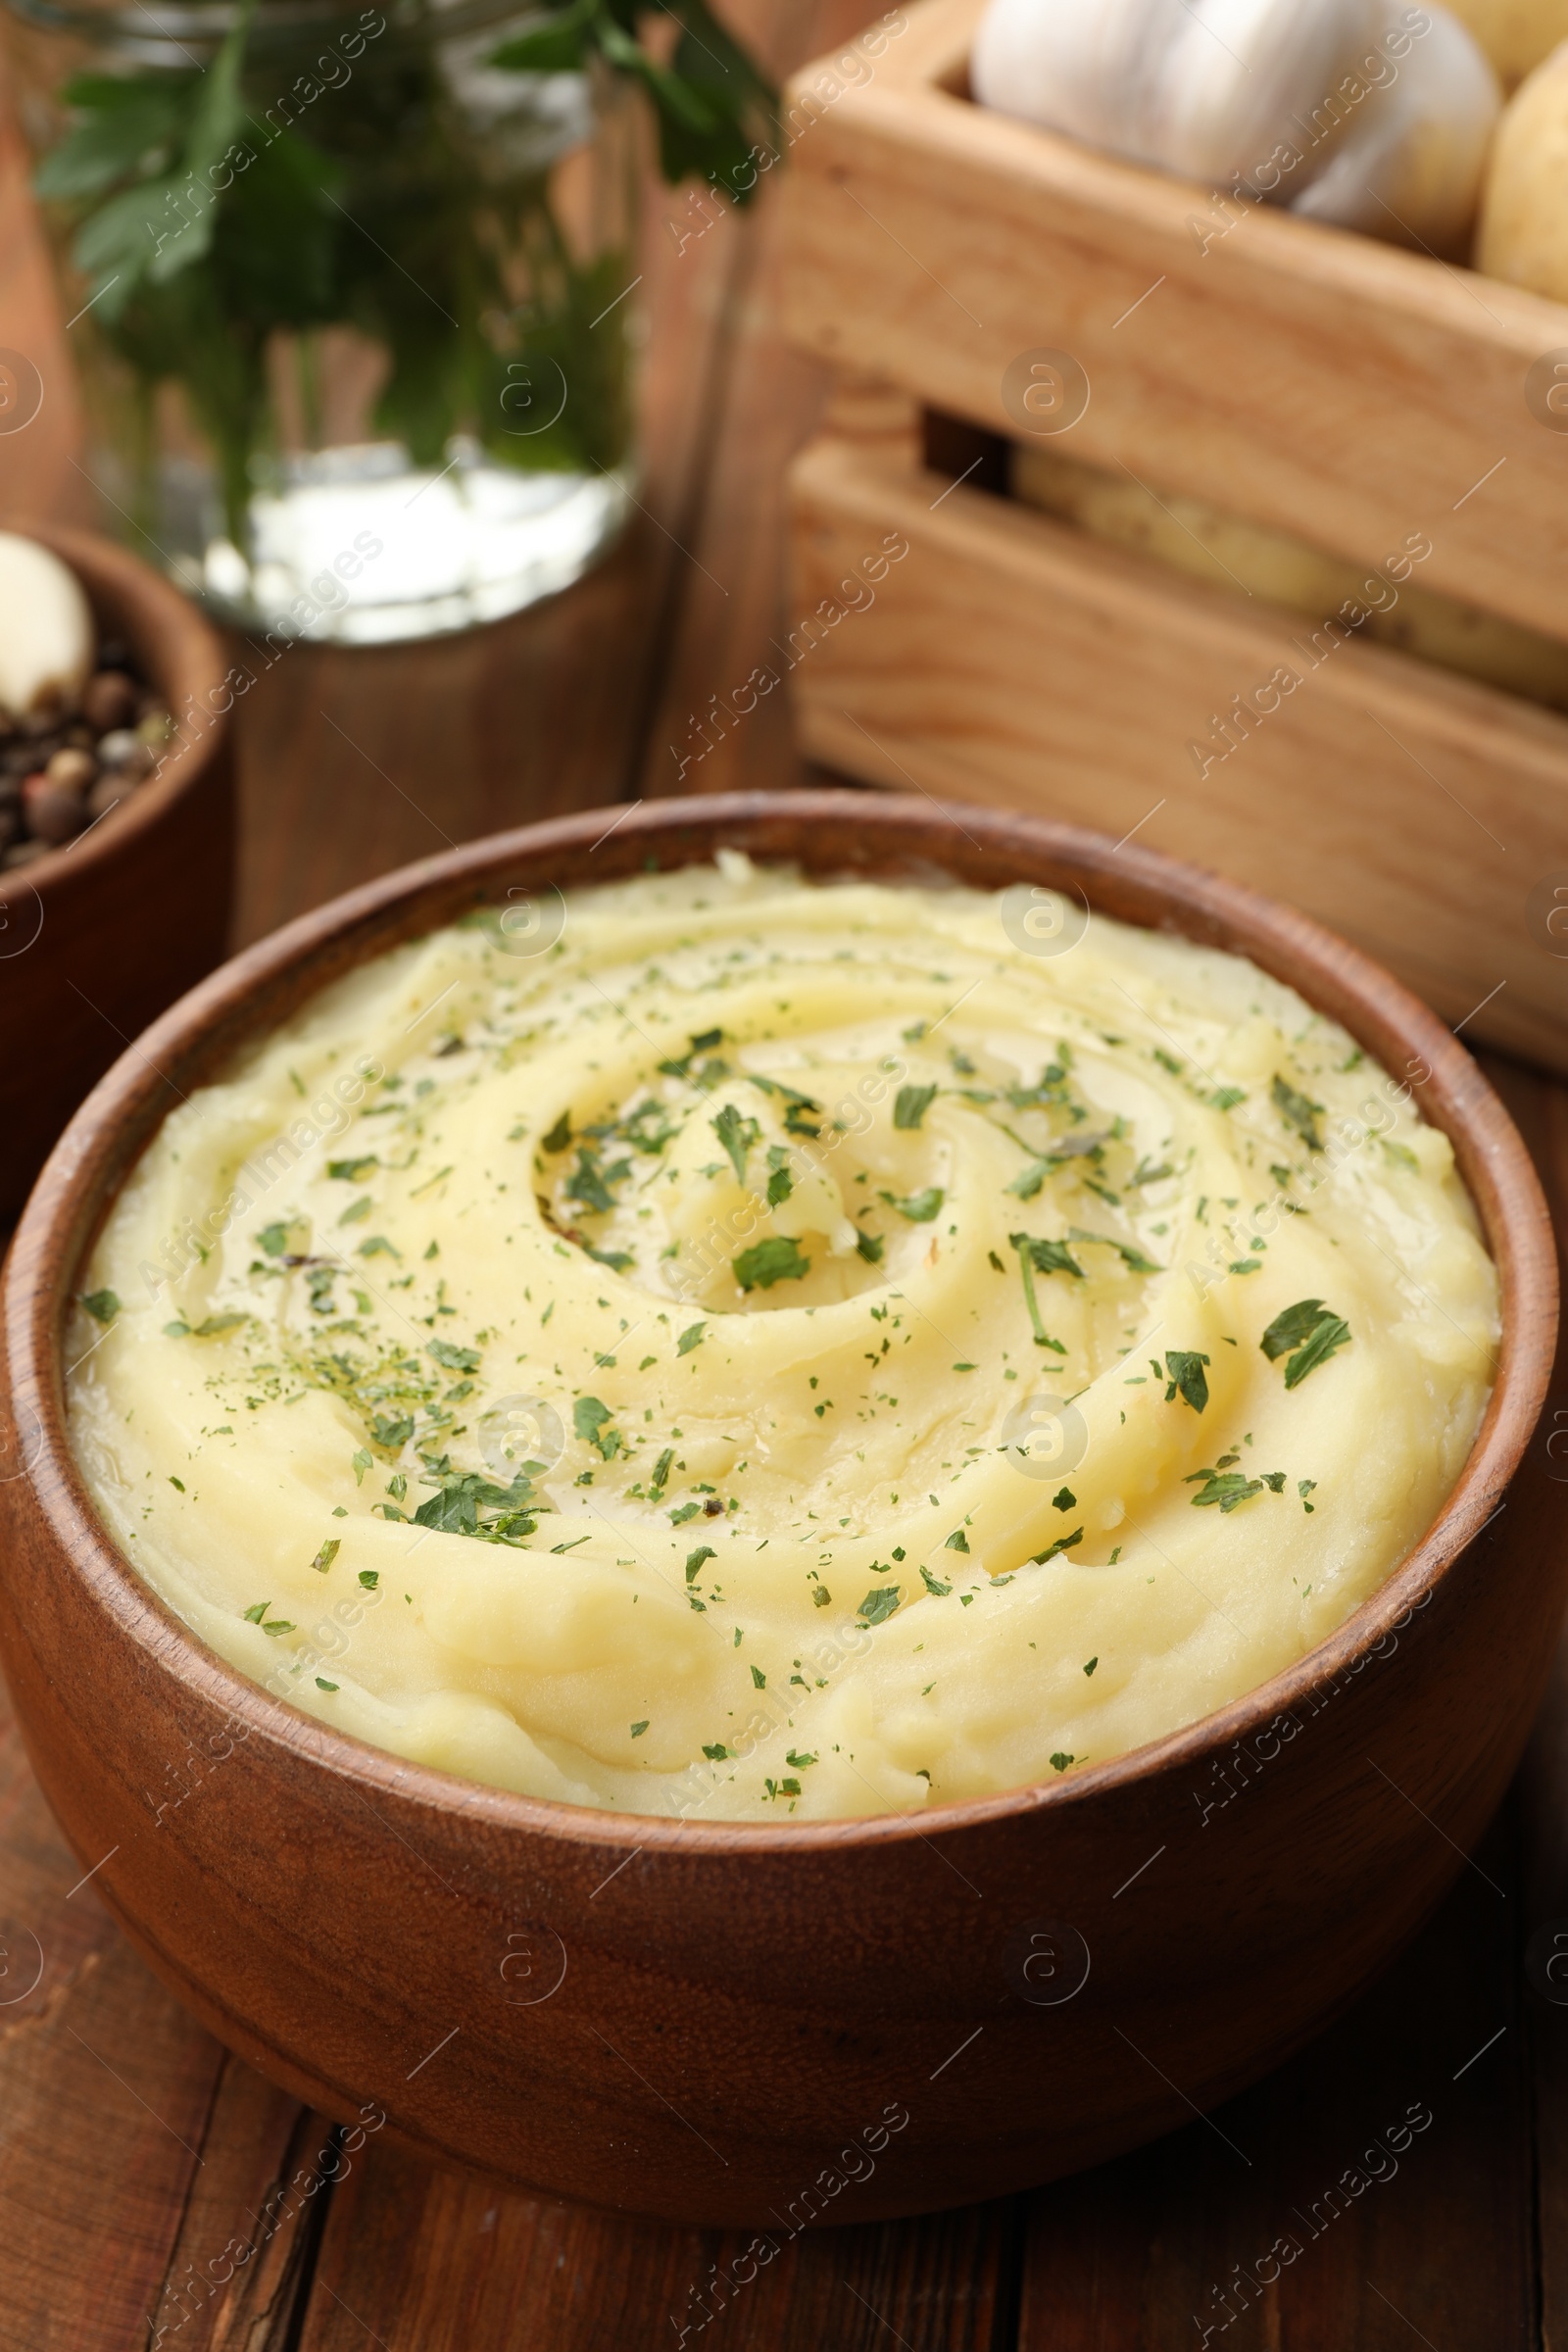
79 1289 121 1324
882 1187 944 1223
711 1103 760 1182
1084 1657 1098 1676
945 1529 970 1552
410 1461 537 1543
765 1146 794 1205
316 1678 339 1692
677 1322 707 1356
1050 1752 1075 1772
327 1156 378 1181
703 1741 730 1761
541 1109 572 1153
257 1222 290 1256
919 1565 952 1595
1067 1225 1162 1274
856 1230 885 1264
1053 1487 1076 1511
1032 1529 1083 1563
1260 1298 1352 1388
893 1083 937 1130
1162 1350 1210 1413
669 1500 702 1525
311 1539 340 1574
1271 1075 1324 1153
370 1413 415 1448
858 1585 902 1625
564 1146 625 1216
747 1074 822 1137
1009 1231 1082 1350
786 1749 816 1769
1186 1468 1263 1511
428 1339 480 1373
734 1236 809 1291
573 1396 619 1458
750 1663 766 1689
630 1720 650 1738
685 1545 716 1583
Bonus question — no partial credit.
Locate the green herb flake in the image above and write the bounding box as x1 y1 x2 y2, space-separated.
1271 1075 1324 1153
677 1322 707 1355
1163 1350 1211 1413
858 1585 902 1625
893 1084 938 1130
79 1289 121 1324
311 1538 340 1574
882 1186 944 1223
1261 1298 1353 1389
733 1236 809 1291
1032 1529 1083 1563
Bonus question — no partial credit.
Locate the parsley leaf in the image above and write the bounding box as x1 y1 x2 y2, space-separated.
893 1083 937 1129
1260 1298 1352 1388
711 1102 760 1182
882 1187 945 1223
1271 1075 1324 1153
1163 1350 1210 1413
733 1236 809 1291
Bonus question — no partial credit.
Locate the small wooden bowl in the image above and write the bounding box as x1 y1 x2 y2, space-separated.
0 792 1557 2228
0 522 233 1222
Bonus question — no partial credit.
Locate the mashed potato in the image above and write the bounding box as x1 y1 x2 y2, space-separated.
67 858 1498 1821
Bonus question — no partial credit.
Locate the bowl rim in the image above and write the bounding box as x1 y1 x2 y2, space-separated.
0 520 227 906
5 787 1556 1856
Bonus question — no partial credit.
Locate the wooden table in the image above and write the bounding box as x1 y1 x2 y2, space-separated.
3 3 1568 2342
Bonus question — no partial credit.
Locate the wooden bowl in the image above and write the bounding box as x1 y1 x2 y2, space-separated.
0 522 233 1222
0 792 1557 2229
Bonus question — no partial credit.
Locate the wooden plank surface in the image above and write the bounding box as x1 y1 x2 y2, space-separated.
776 0 1568 647
0 1 1564 2342
787 429 1568 1073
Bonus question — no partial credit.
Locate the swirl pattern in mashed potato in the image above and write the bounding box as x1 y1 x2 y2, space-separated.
68 856 1498 1820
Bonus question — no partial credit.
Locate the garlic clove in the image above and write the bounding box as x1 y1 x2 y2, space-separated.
0 532 95 729
1289 6 1501 252
1476 34 1568 296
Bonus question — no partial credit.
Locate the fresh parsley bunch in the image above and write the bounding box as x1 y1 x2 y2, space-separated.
488 0 777 194
33 0 776 547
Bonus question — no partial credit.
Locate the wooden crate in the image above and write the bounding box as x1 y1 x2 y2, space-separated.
777 0 1568 1071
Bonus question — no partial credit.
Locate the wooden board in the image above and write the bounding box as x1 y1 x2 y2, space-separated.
776 0 1568 647
788 427 1568 1073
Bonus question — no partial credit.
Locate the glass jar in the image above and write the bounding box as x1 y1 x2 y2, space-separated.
5 0 640 642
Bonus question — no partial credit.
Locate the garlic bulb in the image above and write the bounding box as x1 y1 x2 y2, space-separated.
0 533 94 727
972 0 1502 252
1290 10 1500 250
